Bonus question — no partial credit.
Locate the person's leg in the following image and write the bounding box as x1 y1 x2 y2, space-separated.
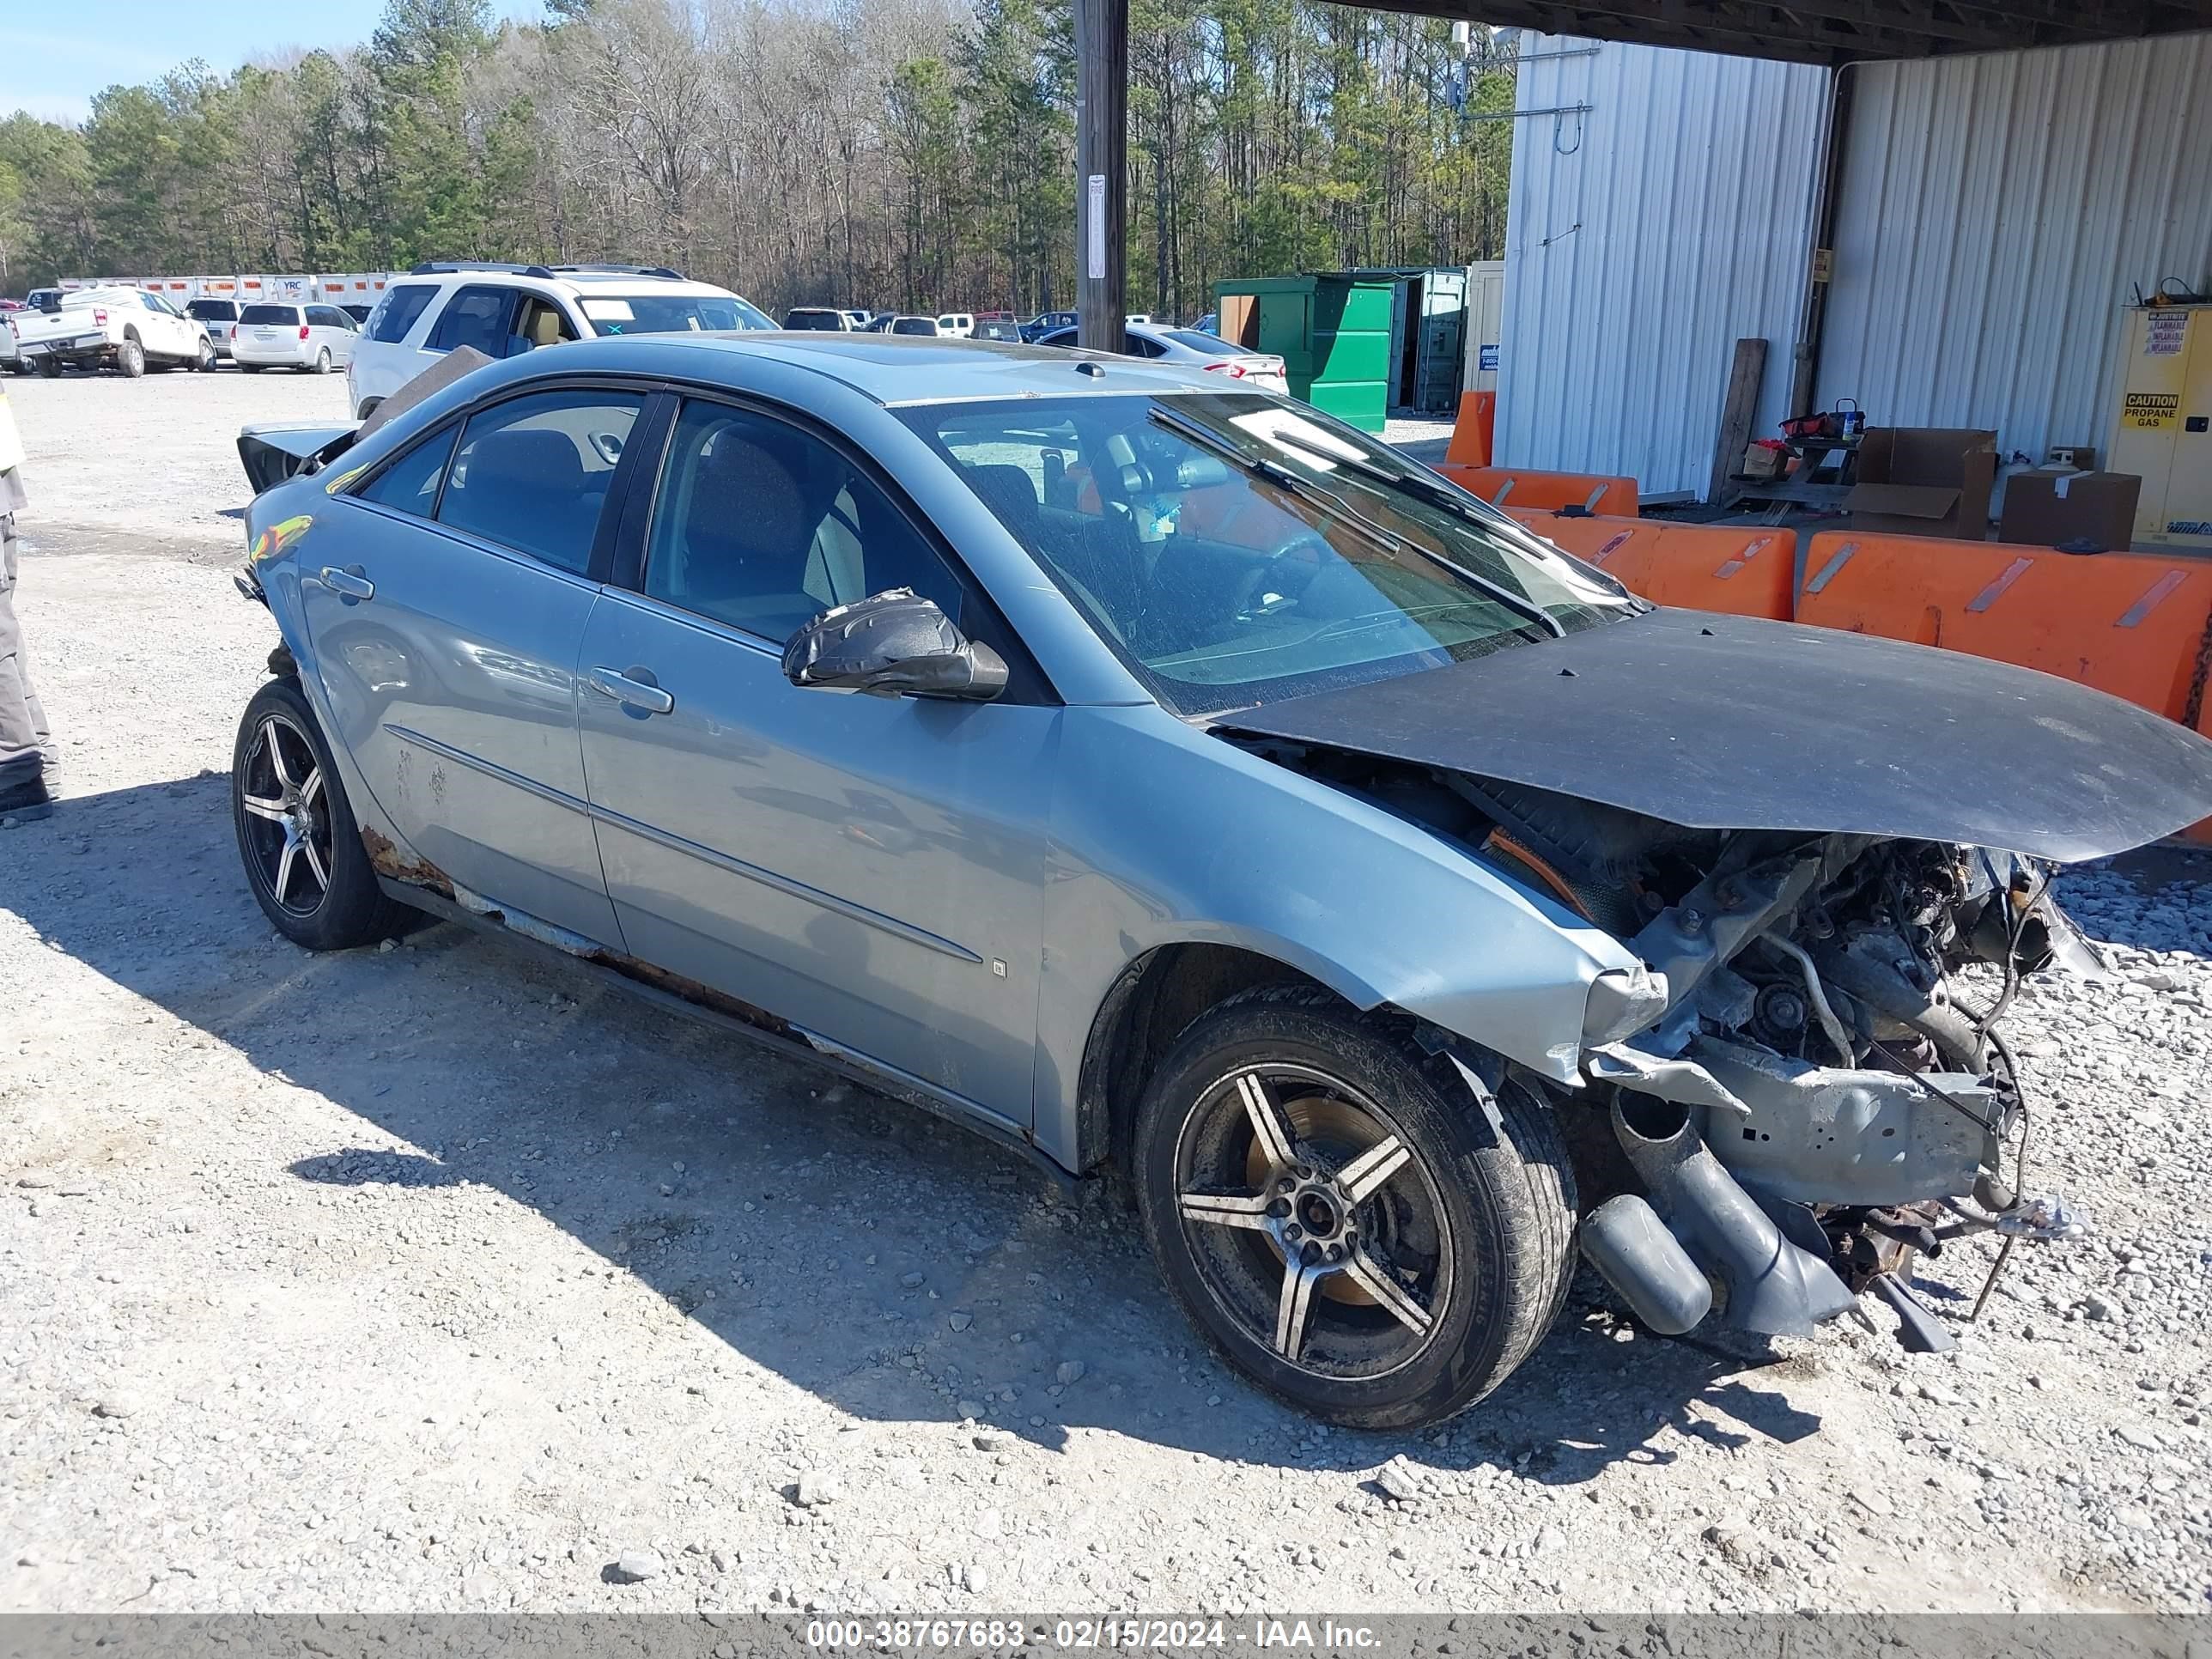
0 509 55 820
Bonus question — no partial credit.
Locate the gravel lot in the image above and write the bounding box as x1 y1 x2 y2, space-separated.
3 371 2209 1617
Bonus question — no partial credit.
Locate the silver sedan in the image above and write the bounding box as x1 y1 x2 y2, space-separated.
1036 321 1287 391
227 332 2212 1426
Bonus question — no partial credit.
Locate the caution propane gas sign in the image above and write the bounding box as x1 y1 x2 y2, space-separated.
2124 392 2180 430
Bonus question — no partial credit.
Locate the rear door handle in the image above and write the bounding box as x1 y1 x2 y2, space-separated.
319 565 374 602
586 665 675 716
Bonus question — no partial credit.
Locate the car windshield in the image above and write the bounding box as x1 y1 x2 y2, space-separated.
581 292 774 335
240 304 298 325
899 392 1639 716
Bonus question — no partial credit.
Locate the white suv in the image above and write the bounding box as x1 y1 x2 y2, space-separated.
345 262 775 417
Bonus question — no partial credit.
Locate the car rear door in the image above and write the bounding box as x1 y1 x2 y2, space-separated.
303 380 651 946
574 391 1058 1130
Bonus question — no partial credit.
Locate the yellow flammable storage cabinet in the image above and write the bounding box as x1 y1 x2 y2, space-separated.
2108 303 2212 550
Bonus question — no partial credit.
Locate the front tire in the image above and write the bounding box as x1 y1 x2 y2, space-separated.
232 678 409 950
1133 986 1576 1430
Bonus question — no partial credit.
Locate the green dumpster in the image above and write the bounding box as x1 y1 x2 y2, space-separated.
1212 274 1395 432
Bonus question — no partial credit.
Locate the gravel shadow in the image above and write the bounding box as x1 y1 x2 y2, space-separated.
6 770 1832 1484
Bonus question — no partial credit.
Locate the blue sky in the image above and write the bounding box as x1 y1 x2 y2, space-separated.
4 0 544 125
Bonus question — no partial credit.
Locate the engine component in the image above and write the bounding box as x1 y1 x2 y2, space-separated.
1690 1037 2004 1206
1577 1193 1712 1334
1610 1095 1856 1337
1867 1272 1957 1353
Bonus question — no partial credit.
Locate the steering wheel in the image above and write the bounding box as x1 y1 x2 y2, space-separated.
1231 530 1329 618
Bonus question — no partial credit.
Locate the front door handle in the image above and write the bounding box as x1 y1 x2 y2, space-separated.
586 665 675 716
319 565 374 602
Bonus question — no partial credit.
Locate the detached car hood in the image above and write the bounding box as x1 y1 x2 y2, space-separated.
1216 608 2212 863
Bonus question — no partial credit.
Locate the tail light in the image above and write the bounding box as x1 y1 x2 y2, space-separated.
1204 360 1249 378
299 324 311 340
93 308 107 325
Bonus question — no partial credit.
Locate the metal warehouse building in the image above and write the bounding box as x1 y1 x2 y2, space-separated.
1492 28 2212 499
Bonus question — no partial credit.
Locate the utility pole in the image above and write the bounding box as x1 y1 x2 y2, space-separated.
1073 0 1127 355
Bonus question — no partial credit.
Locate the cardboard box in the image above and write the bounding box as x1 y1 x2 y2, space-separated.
1998 470 2142 551
1741 444 1787 481
1845 428 1997 539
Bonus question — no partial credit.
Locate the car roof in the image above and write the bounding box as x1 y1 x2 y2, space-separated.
537 331 1234 404
405 268 738 302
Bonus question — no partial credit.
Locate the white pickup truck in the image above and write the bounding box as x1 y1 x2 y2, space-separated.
12 286 216 376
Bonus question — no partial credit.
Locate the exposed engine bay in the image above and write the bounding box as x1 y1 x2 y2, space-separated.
1232 736 2100 1354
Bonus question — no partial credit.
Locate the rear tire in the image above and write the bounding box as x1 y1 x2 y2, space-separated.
310 348 331 375
1133 985 1577 1429
232 678 410 951
191 340 216 372
240 362 263 374
117 336 145 378
33 357 60 378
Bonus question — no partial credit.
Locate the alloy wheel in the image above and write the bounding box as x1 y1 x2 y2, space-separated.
238 713 334 915
1173 1063 1450 1380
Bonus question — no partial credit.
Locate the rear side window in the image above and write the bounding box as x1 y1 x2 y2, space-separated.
437 389 643 573
356 422 459 517
240 305 299 325
368 283 438 343
429 286 514 356
187 300 238 321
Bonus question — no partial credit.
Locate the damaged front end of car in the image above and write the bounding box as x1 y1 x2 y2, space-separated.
1213 611 2212 1355
1488 779 2095 1354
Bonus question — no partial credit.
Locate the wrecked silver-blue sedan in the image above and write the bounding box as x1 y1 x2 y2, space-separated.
229 332 2212 1427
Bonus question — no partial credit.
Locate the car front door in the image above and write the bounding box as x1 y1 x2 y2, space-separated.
574 392 1058 1129
303 382 649 946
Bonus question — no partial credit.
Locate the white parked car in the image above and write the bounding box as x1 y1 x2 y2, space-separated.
11 286 215 376
186 297 244 359
231 301 359 374
1 312 18 374
934 311 975 337
345 261 774 418
1036 321 1288 392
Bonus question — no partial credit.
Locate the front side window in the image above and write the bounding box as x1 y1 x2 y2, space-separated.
511 295 578 351
581 292 773 336
368 283 438 343
644 398 963 643
436 390 642 573
356 422 459 518
898 392 1638 716
428 286 514 355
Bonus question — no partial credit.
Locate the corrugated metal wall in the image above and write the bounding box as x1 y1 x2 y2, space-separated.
1816 33 2212 468
1497 36 1827 495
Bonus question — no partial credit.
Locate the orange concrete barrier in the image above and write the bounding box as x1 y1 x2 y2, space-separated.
1508 511 1794 621
1437 465 1639 518
1796 532 2212 727
1444 391 1497 469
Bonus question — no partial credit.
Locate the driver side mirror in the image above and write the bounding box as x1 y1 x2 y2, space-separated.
781 588 1008 702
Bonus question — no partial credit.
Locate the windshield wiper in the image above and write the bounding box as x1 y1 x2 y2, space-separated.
1149 405 1566 639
